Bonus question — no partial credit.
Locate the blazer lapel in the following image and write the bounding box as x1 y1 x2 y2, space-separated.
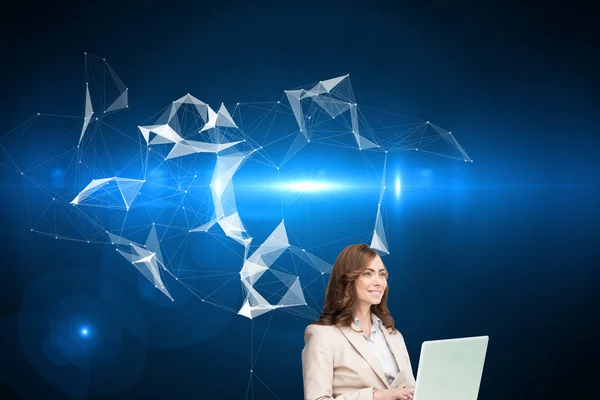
381 327 404 367
382 327 412 388
338 325 390 388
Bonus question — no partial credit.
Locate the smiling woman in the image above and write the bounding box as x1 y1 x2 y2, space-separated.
302 244 416 400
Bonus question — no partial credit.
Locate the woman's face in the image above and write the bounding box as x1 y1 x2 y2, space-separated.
354 255 388 308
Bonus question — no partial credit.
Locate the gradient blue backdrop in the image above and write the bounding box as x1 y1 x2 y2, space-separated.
1 1 599 399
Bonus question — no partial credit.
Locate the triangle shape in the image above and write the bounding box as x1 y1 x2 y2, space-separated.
138 126 151 144
291 249 332 274
285 89 307 138
327 74 354 103
302 82 327 98
355 133 379 150
321 75 348 93
238 300 253 319
216 103 238 128
259 246 287 268
115 178 145 209
79 85 94 144
145 225 163 266
270 269 297 286
106 90 128 112
200 106 218 132
166 143 197 159
278 278 306 306
370 232 388 254
313 96 351 118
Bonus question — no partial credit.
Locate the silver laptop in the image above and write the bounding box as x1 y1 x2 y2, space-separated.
413 336 489 400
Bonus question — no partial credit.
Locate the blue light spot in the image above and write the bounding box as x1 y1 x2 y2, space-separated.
79 326 90 338
281 181 338 192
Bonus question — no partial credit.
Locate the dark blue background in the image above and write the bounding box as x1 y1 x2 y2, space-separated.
1 1 599 399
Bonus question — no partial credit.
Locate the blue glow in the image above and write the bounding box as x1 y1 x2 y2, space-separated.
281 181 336 192
79 326 90 338
395 176 401 197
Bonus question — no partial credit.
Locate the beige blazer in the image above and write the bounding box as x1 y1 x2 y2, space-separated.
302 322 416 400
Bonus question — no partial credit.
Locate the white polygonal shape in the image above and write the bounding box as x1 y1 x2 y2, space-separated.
200 106 219 132
312 96 352 118
79 85 94 144
216 103 238 128
277 278 306 307
320 75 348 92
106 90 128 112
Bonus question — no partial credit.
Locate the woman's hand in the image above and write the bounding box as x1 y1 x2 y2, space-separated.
373 388 415 400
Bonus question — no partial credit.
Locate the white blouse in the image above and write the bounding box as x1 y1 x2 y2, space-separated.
353 313 400 385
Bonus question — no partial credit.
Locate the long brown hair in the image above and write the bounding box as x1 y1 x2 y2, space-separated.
312 243 396 332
